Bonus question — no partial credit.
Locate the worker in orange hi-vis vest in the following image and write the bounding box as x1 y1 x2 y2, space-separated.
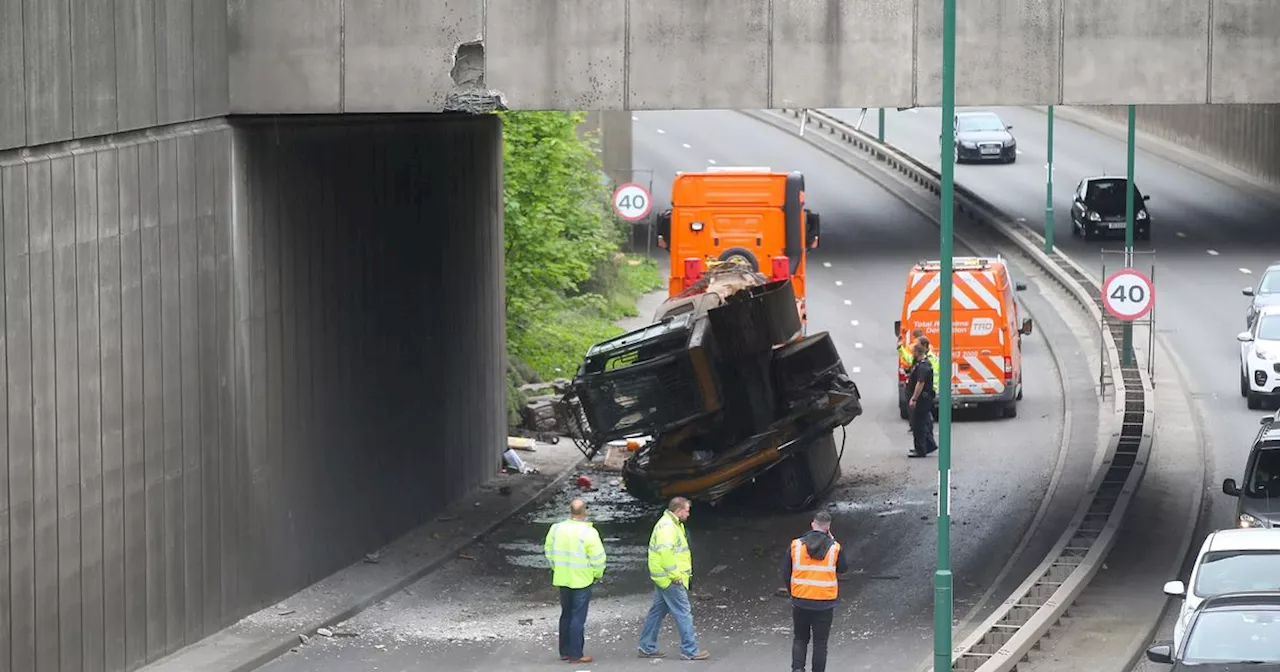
782 510 848 672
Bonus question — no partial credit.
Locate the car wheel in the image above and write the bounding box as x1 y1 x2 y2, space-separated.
1248 392 1264 410
1241 370 1249 398
953 145 960 165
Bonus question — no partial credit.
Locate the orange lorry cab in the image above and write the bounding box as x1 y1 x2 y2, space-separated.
894 256 1034 419
656 168 820 325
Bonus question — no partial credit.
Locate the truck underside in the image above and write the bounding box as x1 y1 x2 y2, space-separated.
560 262 862 510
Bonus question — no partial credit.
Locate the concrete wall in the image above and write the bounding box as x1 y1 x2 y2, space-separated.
227 0 1280 112
1080 104 1280 187
0 113 506 672
0 0 229 151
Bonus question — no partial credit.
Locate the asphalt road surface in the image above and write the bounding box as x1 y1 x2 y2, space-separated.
255 110 1086 672
825 106 1280 669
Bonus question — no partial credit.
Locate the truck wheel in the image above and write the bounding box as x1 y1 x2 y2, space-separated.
804 433 842 500
718 247 759 271
771 456 816 511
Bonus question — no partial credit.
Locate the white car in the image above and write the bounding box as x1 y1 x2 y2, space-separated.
1162 528 1280 654
1238 305 1280 409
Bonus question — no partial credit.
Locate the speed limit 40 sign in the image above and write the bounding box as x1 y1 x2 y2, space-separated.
1101 268 1154 321
612 182 652 222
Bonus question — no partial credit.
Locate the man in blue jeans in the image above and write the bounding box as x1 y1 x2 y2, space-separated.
544 498 607 664
637 497 710 661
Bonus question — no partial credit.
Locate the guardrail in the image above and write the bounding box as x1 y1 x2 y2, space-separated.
764 108 1156 672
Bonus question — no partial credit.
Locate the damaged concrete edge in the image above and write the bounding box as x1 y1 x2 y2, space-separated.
445 38 509 114
144 452 586 672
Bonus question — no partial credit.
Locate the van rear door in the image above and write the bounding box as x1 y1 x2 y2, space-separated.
905 309 1008 398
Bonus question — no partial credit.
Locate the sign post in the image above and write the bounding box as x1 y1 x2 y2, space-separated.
1122 105 1138 365
612 182 652 223
934 0 956 669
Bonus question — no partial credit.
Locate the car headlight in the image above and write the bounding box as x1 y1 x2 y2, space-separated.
961 141 976 149
1256 347 1277 361
1239 512 1268 528
1137 210 1148 220
1088 211 1101 221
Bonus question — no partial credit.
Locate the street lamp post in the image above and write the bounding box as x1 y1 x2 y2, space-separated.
1044 106 1054 253
1123 104 1136 366
935 0 956 669
879 108 886 143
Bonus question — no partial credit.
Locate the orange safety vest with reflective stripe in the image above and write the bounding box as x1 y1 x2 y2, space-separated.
789 537 841 601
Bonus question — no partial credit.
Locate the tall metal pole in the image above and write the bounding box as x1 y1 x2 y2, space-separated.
1123 104 1136 366
935 0 956 669
878 108 886 143
1044 106 1055 253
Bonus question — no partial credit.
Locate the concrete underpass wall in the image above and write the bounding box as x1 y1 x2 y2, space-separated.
1076 104 1280 187
0 113 505 672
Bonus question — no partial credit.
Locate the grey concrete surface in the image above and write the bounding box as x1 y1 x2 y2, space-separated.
217 0 1280 113
248 109 1096 672
832 103 1278 664
1074 104 1280 189
134 439 588 672
2 0 228 151
0 114 507 672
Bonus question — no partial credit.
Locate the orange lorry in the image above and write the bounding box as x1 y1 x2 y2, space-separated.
894 256 1034 419
656 167 820 326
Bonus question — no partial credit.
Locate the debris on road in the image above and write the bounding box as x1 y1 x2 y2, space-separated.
317 627 333 637
458 553 476 561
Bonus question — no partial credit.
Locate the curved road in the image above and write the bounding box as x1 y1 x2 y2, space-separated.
254 110 1087 672
827 105 1280 661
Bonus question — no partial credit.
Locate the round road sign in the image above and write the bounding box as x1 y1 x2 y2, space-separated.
1101 268 1154 321
612 182 652 222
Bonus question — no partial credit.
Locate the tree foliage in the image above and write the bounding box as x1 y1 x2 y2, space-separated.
499 111 618 335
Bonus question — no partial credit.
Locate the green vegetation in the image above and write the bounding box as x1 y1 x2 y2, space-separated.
499 110 664 427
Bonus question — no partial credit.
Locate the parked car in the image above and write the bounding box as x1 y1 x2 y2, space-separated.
943 111 1017 164
1069 176 1151 241
1145 591 1280 669
1243 262 1280 328
1238 305 1280 409
1222 412 1280 528
1161 529 1280 655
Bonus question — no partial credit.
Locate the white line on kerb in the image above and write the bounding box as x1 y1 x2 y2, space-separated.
1207 249 1220 256
1241 268 1253 275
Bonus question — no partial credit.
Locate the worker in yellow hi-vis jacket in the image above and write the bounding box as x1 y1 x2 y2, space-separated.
544 498 606 664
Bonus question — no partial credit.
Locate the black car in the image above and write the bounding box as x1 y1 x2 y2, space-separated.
1069 176 1152 241
1243 263 1280 328
1145 591 1280 670
945 111 1017 164
1222 413 1280 528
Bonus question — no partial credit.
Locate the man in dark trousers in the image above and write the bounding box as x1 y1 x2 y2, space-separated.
783 510 848 672
908 341 939 457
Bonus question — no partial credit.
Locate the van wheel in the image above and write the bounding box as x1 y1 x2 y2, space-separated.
1016 380 1023 401
1002 401 1018 418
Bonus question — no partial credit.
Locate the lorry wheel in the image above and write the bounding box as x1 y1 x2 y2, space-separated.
772 456 816 512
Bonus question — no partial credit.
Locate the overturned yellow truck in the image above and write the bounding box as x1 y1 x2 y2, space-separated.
561 262 863 510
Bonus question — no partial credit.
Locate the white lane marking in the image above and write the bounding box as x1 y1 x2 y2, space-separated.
855 342 863 349
1176 231 1187 238
682 143 691 149
851 320 859 326
656 128 665 134
852 366 862 374
1241 268 1253 275
835 280 844 286
822 261 832 268
1015 149 1023 155
843 299 852 305
632 115 639 121
1207 249 1220 256
707 159 717 165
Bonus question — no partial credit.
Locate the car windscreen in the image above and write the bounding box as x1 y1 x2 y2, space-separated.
1259 315 1280 341
1261 270 1280 294
957 115 1004 133
1246 447 1280 498
1084 180 1143 215
1193 551 1280 597
1181 608 1280 663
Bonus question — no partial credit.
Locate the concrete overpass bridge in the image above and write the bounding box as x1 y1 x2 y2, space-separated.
0 1 1278 671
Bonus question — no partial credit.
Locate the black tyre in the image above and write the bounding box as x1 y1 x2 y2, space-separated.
1241 370 1249 398
718 247 759 271
772 455 815 512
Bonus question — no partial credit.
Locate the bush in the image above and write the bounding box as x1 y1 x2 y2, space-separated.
498 111 665 427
